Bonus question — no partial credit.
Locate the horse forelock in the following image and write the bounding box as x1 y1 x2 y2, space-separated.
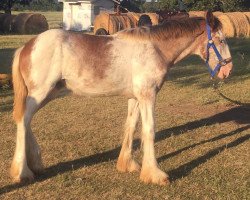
117 17 221 41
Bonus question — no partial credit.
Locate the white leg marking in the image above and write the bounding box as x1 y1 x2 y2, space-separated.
139 95 169 185
117 99 140 172
10 118 34 182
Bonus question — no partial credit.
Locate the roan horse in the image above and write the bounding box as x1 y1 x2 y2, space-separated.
11 11 233 185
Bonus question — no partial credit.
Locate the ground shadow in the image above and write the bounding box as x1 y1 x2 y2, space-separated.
168 133 250 181
0 106 249 195
158 125 250 164
155 106 250 144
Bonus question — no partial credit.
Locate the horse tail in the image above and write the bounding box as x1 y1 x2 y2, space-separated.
12 47 27 122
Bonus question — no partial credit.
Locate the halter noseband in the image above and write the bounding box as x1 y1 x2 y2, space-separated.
205 21 232 78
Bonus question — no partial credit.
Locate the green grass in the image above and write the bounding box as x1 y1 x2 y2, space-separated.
0 12 250 199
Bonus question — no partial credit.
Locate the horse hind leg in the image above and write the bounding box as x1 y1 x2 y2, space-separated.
117 98 140 173
11 85 58 182
11 117 35 183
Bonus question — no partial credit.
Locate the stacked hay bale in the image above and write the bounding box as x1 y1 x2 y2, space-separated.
243 12 250 37
94 12 140 34
0 13 16 33
94 12 117 34
0 13 6 32
12 13 48 34
94 11 249 37
94 12 159 35
188 11 205 18
217 12 249 38
3 14 16 33
217 14 236 38
0 13 48 34
189 11 250 38
213 11 223 17
126 12 139 27
127 12 141 25
244 12 250 22
145 13 159 25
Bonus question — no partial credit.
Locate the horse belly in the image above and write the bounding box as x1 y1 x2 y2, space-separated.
64 72 131 97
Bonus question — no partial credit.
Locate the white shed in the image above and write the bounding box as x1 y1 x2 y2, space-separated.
59 0 115 31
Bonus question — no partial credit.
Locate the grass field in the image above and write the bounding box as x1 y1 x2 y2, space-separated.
0 12 250 199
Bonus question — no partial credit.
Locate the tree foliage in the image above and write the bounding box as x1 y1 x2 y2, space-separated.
0 0 249 14
140 0 250 12
20 0 62 11
0 0 30 14
0 0 62 13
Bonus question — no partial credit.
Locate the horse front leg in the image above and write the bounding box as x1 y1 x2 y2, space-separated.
138 94 169 185
117 98 140 172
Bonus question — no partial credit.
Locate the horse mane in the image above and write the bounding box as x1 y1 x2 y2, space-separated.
117 17 222 41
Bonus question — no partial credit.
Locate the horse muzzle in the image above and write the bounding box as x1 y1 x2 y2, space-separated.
217 60 233 79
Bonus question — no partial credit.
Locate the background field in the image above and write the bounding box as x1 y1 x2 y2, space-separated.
0 12 249 199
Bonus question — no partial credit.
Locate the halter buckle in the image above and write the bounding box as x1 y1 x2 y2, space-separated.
220 60 227 66
208 39 213 44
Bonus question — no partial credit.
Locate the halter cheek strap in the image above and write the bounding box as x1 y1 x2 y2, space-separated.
205 22 231 78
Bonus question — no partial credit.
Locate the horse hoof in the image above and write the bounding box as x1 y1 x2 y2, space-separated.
127 159 140 173
10 164 35 183
117 157 140 173
140 167 169 185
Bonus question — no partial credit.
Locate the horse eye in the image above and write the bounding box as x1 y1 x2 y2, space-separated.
220 40 225 44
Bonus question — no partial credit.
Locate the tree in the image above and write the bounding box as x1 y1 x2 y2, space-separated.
0 0 30 14
139 0 249 12
179 0 249 11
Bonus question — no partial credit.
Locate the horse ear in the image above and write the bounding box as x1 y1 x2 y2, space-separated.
205 10 215 29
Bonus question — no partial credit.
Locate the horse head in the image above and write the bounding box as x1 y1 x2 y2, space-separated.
199 11 233 79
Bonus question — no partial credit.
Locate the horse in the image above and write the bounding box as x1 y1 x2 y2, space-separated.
10 11 233 185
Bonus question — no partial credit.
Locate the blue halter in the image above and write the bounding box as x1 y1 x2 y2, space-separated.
205 21 228 78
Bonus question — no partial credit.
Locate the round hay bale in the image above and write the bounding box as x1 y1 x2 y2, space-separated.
189 11 205 18
217 14 236 38
126 13 137 28
0 13 9 32
225 12 249 37
109 15 119 34
2 14 16 33
145 13 159 25
243 12 250 22
127 12 140 27
213 11 223 17
12 13 48 34
243 12 250 37
121 15 132 29
0 13 4 32
115 15 127 31
129 12 141 22
138 14 153 27
94 12 118 35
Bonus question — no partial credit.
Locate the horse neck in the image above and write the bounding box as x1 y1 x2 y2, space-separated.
154 33 205 65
